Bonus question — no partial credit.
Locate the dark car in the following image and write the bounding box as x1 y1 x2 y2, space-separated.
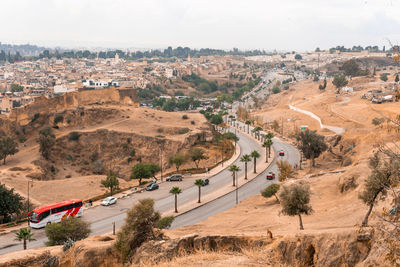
266 172 275 180
166 174 183 182
279 150 285 156
202 178 209 186
146 183 159 191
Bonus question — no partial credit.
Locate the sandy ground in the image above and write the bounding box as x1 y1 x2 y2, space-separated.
168 72 398 241
0 107 216 207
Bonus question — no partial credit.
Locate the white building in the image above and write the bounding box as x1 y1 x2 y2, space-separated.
54 84 76 94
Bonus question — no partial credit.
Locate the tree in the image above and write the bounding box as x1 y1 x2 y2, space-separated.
169 154 186 172
190 148 207 169
131 163 152 185
37 127 55 160
261 184 280 203
332 75 348 93
262 139 273 163
0 183 24 223
45 216 90 246
115 198 161 262
251 150 260 173
209 114 223 125
170 187 182 213
280 183 313 230
15 228 35 250
195 179 205 203
296 129 328 167
229 164 240 186
157 216 174 229
359 152 395 227
380 73 388 82
342 59 362 77
395 74 399 83
277 160 295 181
145 163 160 179
10 84 24 92
0 135 19 165
252 126 262 140
101 171 119 196
294 54 302 60
245 120 251 134
240 154 251 180
319 78 327 90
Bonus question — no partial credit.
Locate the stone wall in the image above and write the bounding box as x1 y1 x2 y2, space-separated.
8 87 137 126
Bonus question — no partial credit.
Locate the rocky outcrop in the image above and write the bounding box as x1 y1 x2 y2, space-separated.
132 234 271 265
273 231 374 267
0 230 390 267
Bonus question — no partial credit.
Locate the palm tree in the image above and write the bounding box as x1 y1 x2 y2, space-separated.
252 126 263 140
194 179 205 203
262 139 273 163
170 186 182 213
240 154 251 179
251 150 260 173
15 228 35 250
245 120 251 134
229 164 240 186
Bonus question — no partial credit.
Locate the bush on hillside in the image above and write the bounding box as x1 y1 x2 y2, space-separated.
45 216 90 246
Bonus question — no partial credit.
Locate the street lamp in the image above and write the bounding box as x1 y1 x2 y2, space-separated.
235 171 239 204
27 180 33 218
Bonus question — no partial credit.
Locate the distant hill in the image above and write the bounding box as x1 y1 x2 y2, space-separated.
0 42 48 56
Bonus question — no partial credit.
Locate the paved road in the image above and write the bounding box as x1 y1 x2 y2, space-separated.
0 126 264 255
171 135 299 228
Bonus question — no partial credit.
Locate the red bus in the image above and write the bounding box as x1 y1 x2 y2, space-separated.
29 199 83 229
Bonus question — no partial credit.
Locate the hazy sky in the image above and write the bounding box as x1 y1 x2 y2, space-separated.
1 0 399 51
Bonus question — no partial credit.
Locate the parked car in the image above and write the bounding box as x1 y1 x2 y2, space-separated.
166 174 183 182
266 172 275 180
202 178 209 186
279 150 285 156
146 183 159 191
101 196 117 206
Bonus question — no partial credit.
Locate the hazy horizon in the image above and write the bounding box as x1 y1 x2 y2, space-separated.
1 0 399 51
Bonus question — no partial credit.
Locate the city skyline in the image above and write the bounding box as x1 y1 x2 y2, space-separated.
1 0 399 51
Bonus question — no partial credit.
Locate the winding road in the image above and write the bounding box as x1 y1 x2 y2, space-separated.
0 121 299 255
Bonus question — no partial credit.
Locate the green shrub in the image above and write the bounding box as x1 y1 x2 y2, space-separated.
178 128 190 134
157 216 174 229
90 153 98 162
130 149 136 157
54 115 64 124
182 114 189 120
272 86 281 94
19 137 26 143
31 113 40 123
372 117 385 126
67 155 73 161
68 132 80 141
50 165 56 174
45 216 90 246
83 161 89 165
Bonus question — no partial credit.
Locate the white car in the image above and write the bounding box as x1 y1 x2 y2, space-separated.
101 196 117 206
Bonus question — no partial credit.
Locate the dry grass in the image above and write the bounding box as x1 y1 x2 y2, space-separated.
135 245 279 267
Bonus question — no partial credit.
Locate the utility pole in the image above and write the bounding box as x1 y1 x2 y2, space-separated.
235 171 238 204
234 127 237 154
27 180 33 221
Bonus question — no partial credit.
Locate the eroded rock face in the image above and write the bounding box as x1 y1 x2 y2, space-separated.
274 231 372 267
0 231 389 267
132 234 271 265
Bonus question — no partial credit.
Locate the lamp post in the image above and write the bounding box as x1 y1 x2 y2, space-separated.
27 180 33 217
235 171 239 204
